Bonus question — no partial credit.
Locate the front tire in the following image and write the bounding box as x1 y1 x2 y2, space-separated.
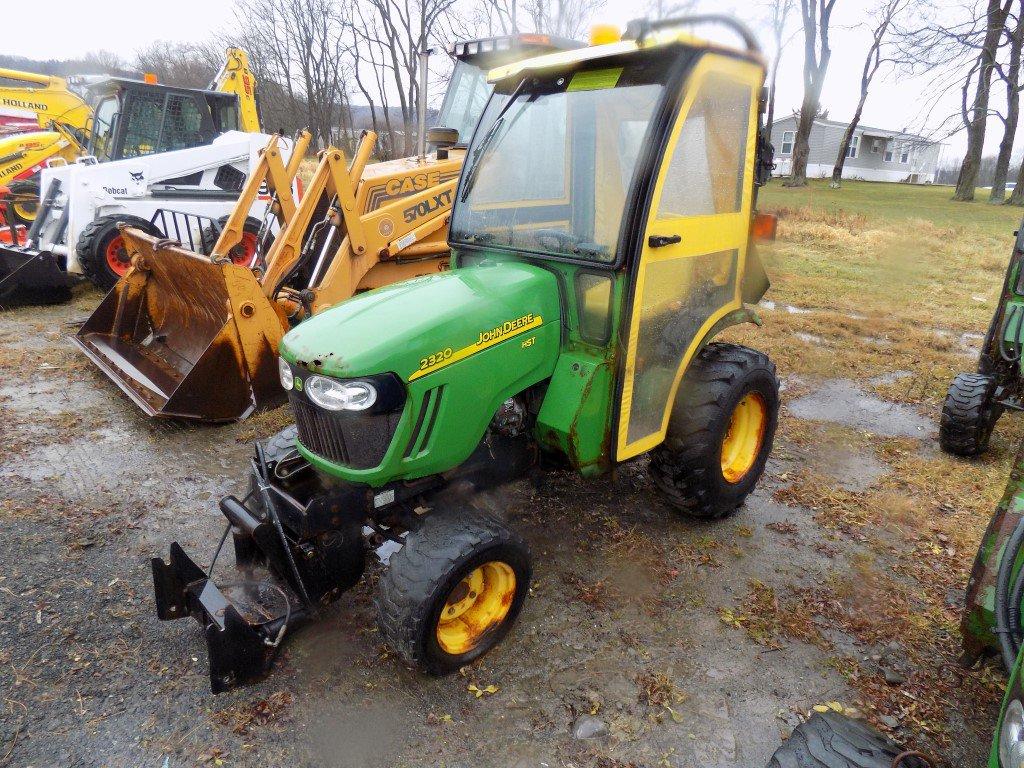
76 214 162 291
376 510 531 675
6 179 40 227
768 711 929 767
200 215 264 265
940 372 999 457
650 342 779 520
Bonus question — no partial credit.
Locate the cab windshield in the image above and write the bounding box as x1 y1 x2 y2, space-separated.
89 95 119 161
450 54 673 263
435 60 492 144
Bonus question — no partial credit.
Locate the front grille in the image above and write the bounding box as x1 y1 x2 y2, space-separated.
290 391 401 470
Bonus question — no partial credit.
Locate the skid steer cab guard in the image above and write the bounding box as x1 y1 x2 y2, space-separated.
155 16 779 691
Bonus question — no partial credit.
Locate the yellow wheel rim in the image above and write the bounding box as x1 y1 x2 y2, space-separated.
11 200 36 223
721 392 768 484
436 561 516 655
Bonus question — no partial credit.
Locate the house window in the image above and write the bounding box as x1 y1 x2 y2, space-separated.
846 135 860 159
900 145 910 164
872 139 880 153
781 130 794 155
883 139 894 162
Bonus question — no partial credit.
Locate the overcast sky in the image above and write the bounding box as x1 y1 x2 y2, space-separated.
6 0 1001 161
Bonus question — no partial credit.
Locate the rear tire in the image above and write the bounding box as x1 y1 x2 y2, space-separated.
940 372 999 457
6 179 40 227
768 711 929 767
650 342 779 520
76 214 162 291
376 510 531 675
200 215 264 265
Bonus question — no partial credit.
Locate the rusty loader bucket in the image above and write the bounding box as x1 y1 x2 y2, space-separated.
71 228 287 421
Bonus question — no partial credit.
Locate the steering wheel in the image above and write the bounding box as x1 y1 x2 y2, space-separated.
532 228 577 250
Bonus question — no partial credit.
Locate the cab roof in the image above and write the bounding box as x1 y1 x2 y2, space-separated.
85 77 232 100
487 18 763 84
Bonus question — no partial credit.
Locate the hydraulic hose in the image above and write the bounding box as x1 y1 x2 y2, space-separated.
1001 303 1024 363
994 515 1024 673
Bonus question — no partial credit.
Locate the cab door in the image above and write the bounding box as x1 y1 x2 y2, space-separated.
616 53 763 461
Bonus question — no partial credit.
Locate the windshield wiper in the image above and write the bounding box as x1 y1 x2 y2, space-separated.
458 77 533 203
459 116 504 203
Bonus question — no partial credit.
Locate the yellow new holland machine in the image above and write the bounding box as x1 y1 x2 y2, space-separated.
0 51 260 227
73 34 580 422
0 67 92 225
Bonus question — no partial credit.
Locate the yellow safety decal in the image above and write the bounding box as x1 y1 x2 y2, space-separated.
567 67 622 91
409 314 543 382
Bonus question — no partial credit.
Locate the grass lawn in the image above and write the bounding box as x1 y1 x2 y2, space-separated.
719 178 1024 749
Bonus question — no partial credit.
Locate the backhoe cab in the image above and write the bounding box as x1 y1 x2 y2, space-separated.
154 16 779 692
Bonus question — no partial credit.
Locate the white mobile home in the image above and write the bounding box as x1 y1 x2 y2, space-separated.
770 113 942 184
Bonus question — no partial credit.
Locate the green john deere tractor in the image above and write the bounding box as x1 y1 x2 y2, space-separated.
941 223 1024 457
152 14 780 692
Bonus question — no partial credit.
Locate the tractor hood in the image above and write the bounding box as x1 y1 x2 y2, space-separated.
281 261 562 383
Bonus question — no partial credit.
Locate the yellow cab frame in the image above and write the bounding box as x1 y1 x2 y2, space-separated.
469 15 774 469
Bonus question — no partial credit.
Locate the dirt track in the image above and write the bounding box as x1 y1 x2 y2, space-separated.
0 286 992 768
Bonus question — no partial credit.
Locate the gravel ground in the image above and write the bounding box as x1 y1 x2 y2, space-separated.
0 289 991 768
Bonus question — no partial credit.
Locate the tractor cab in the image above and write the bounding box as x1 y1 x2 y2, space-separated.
84 77 245 163
152 17 780 693
446 19 773 465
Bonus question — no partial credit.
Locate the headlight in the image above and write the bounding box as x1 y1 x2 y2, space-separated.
278 358 294 390
306 375 377 411
1001 699 1024 767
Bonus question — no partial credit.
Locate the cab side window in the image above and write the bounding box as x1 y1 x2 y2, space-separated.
656 73 751 218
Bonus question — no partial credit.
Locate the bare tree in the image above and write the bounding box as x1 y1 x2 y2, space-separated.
992 0 1024 201
952 0 1014 200
230 0 350 147
349 0 459 158
133 41 223 89
830 0 908 187
785 0 839 187
763 0 797 142
525 0 605 39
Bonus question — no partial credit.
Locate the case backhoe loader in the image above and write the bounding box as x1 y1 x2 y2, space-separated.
0 48 267 302
72 34 580 422
151 16 780 693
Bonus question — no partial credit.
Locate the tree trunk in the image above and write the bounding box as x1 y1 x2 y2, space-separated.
830 100 865 187
786 84 825 187
785 0 835 188
1008 160 1024 204
954 0 1013 201
994 0 1024 201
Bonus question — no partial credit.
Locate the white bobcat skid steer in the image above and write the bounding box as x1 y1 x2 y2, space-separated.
0 130 291 303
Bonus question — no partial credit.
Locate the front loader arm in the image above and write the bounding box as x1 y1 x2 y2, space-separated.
211 131 312 262
0 70 91 132
310 178 456 312
259 133 376 297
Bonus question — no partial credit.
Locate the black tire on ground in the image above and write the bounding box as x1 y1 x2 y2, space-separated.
376 510 531 675
939 372 999 457
650 342 780 520
199 215 264 264
6 179 40 227
76 214 162 291
768 711 929 768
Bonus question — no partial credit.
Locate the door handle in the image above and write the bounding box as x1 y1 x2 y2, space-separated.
648 234 681 248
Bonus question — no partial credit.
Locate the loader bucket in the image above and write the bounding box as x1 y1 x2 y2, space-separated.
71 228 288 421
